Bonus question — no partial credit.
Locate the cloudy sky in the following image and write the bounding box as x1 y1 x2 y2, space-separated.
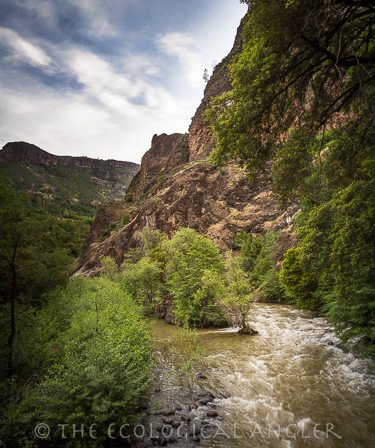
0 0 247 163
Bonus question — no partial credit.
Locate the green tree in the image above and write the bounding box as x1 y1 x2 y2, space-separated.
121 258 163 313
189 269 227 327
0 278 153 447
220 251 255 331
0 178 71 377
234 231 290 303
164 227 224 327
206 0 375 197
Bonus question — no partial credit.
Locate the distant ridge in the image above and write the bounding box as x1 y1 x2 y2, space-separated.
0 141 141 217
0 141 139 176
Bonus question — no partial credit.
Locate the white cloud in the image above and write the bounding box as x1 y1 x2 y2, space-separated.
65 49 182 115
0 0 248 163
0 51 191 163
123 55 161 77
0 27 52 67
156 32 205 88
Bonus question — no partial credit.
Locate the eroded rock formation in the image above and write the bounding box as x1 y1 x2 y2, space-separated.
76 21 298 280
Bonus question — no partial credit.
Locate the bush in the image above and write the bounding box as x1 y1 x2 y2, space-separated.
121 258 163 313
125 192 134 202
157 175 166 184
108 222 117 231
232 231 291 304
0 277 153 447
145 190 152 198
220 251 254 330
122 213 131 225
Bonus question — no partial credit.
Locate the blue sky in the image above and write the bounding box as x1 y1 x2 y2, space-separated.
0 0 247 163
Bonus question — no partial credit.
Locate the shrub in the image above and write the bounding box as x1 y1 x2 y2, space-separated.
108 222 117 231
125 192 134 202
121 258 163 313
152 198 158 206
157 175 166 184
145 190 152 198
0 278 153 447
233 231 291 304
122 213 131 225
220 251 254 330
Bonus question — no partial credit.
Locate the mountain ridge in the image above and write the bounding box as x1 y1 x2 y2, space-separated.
0 141 140 218
0 141 139 178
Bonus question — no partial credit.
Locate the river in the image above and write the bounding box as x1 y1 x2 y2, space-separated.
149 303 375 448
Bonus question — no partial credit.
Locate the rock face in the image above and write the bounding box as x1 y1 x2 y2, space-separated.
0 141 139 179
76 20 298 283
188 21 244 161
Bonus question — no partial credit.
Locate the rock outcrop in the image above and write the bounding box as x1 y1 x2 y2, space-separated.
0 141 139 179
76 20 298 280
188 21 244 161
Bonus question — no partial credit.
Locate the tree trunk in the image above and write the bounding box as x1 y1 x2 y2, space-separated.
8 263 16 377
240 312 247 329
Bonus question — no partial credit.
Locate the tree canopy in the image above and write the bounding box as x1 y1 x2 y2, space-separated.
207 0 375 198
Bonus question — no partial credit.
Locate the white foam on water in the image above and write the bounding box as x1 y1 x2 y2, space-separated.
199 303 375 447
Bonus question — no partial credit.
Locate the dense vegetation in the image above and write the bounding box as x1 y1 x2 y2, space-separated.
206 0 375 355
0 205 264 447
121 226 264 330
0 272 153 447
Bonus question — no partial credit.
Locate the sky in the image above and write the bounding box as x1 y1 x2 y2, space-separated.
0 0 247 163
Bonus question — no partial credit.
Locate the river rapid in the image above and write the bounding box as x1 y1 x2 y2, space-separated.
150 303 375 448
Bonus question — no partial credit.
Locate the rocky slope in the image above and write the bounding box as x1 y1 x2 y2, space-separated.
76 20 298 281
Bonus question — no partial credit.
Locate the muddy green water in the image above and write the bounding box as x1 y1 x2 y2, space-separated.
150 304 375 448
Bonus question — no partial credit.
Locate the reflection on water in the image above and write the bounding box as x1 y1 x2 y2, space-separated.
150 304 375 448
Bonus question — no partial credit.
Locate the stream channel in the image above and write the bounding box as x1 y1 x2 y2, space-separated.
145 303 375 448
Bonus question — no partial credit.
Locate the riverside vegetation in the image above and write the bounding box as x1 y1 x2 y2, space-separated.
1 177 373 446
2 0 375 445
0 180 290 447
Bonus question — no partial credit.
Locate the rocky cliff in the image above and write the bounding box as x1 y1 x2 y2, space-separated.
76 20 298 280
0 141 139 179
188 22 244 161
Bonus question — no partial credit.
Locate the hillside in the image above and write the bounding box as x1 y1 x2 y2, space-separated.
76 21 298 279
0 141 140 217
